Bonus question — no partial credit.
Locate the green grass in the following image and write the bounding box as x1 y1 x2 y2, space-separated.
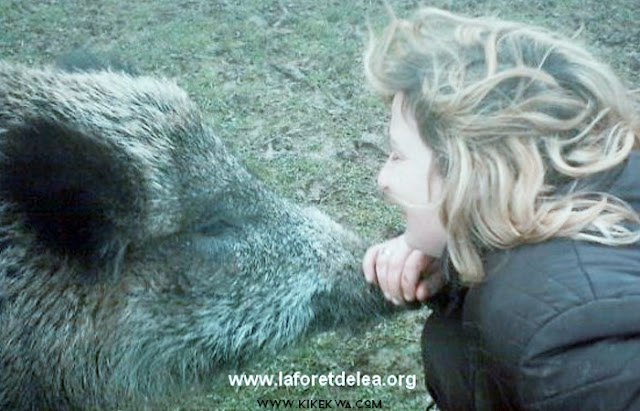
2 0 638 409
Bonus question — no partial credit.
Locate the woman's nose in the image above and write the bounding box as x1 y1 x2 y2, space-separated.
377 160 390 191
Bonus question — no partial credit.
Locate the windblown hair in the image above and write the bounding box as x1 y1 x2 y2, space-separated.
365 7 640 283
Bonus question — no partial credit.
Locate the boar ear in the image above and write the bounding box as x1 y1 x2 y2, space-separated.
0 119 145 268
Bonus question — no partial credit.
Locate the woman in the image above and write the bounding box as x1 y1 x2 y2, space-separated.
362 7 640 410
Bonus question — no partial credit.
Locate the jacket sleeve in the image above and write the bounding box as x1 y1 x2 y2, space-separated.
516 296 640 411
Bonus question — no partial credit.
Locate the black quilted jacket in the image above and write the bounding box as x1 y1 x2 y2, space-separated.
450 151 640 410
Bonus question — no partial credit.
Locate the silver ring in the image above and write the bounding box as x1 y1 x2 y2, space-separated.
380 248 390 257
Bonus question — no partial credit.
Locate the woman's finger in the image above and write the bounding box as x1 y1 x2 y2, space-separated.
416 268 446 301
400 250 431 302
363 244 382 285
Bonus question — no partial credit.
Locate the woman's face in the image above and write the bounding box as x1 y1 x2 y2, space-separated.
377 93 447 257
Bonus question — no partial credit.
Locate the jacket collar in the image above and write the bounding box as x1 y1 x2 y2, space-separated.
609 150 640 210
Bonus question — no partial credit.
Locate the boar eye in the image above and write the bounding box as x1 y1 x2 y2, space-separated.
195 220 235 236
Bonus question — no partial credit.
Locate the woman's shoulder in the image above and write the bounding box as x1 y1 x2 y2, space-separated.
463 237 640 366
463 238 640 405
484 238 640 299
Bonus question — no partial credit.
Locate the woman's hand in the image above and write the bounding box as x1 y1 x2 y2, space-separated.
363 234 445 305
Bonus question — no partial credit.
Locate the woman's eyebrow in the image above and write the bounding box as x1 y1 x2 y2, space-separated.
387 123 399 143
387 127 402 150
384 125 393 150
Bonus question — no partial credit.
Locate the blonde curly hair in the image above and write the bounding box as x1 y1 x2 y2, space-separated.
365 7 640 283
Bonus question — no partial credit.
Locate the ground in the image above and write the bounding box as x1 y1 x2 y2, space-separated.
1 0 638 410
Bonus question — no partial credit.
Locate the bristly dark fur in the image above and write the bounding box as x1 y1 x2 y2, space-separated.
0 119 140 275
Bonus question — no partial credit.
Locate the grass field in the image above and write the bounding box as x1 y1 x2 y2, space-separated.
1 0 638 409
